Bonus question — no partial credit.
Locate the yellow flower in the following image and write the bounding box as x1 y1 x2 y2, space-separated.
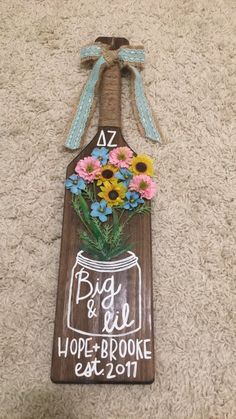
98 180 126 207
97 164 118 186
131 154 154 176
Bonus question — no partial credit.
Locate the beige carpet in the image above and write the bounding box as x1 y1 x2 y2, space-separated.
0 0 235 418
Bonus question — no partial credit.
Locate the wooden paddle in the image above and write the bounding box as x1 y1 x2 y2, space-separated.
51 37 155 384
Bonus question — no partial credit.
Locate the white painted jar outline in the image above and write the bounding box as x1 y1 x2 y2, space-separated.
67 251 142 337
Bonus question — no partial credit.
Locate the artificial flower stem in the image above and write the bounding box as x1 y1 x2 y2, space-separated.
83 188 93 202
118 209 125 221
93 182 96 201
122 203 150 226
123 213 134 226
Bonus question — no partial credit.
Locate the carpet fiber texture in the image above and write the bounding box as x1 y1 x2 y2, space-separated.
0 0 235 418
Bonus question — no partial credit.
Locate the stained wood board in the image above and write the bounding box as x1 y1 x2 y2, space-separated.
51 131 155 384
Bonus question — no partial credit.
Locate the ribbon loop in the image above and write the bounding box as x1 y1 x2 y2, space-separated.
65 43 161 150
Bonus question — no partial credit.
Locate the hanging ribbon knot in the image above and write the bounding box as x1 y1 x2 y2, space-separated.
102 49 118 66
65 43 161 150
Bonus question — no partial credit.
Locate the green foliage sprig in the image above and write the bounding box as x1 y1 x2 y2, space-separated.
72 194 136 260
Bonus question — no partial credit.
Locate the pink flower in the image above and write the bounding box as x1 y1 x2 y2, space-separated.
109 147 133 169
129 174 156 199
75 156 101 182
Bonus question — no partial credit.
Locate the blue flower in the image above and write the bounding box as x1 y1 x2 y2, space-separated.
91 147 109 165
65 174 86 195
115 168 133 187
123 191 144 210
90 199 112 222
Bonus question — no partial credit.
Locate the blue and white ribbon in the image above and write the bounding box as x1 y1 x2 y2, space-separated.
65 43 161 150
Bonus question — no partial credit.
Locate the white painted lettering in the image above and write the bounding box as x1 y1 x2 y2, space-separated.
102 303 134 333
143 339 152 359
57 337 69 358
76 269 92 303
97 130 117 147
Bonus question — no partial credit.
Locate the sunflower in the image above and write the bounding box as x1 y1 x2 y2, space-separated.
130 154 154 176
97 164 118 186
98 179 126 207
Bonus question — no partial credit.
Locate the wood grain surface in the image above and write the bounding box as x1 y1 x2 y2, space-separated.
51 37 155 384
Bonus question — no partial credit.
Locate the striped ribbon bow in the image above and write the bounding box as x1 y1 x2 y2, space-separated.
65 43 161 150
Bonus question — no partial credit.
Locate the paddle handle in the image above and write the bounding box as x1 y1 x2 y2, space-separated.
99 63 121 128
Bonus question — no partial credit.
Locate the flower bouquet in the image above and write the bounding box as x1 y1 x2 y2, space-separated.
65 146 157 261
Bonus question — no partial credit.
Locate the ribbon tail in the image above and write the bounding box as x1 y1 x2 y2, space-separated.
65 56 106 150
129 66 161 143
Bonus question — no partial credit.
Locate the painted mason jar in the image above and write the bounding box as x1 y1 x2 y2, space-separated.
67 251 142 337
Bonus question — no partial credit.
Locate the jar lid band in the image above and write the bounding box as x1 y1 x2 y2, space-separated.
76 250 139 272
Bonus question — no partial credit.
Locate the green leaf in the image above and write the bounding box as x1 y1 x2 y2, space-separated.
78 195 104 240
78 194 91 223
